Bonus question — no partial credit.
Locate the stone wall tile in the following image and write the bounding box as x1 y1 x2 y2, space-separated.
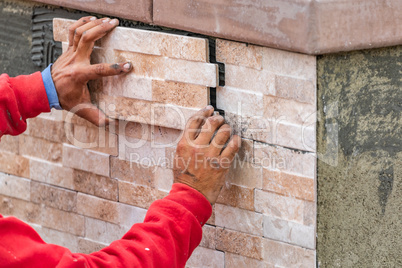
73 170 118 201
30 181 77 212
29 159 75 190
216 227 263 260
0 173 30 201
263 215 315 249
216 39 263 70
20 135 62 163
254 190 304 223
63 144 110 177
215 204 263 236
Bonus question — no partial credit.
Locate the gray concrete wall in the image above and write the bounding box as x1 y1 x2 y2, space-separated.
317 46 402 267
0 0 39 76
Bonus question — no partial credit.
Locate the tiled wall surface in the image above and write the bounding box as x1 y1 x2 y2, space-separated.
33 0 402 54
0 19 317 267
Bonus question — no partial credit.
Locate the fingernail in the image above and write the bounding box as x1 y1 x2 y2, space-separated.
110 19 119 25
90 17 96 21
123 62 132 71
102 18 110 23
206 105 214 110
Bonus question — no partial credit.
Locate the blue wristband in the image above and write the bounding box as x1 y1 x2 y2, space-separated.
42 64 62 110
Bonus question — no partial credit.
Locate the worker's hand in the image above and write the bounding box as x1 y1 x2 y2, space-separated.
51 16 132 127
173 106 241 204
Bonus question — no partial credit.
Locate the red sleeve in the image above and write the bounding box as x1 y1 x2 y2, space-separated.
0 183 212 268
0 73 50 137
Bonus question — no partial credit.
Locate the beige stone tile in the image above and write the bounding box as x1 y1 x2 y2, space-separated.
216 39 263 70
102 26 208 62
77 238 108 254
30 181 77 212
206 204 215 225
113 50 217 87
102 73 152 101
85 217 130 245
72 124 118 156
225 64 275 95
76 193 147 226
151 103 198 130
97 94 152 125
262 47 316 81
98 94 198 130
149 125 182 146
118 120 151 140
263 215 315 249
119 181 167 209
26 117 66 143
225 252 264 268
215 204 263 236
152 80 208 108
200 225 216 249
237 138 254 163
119 136 166 165
216 183 254 211
63 144 110 177
216 86 264 117
274 122 316 152
185 247 224 268
0 135 19 153
254 142 316 178
0 195 42 224
0 151 29 178
303 201 316 227
154 166 174 192
41 206 85 236
53 19 207 63
263 95 316 126
19 135 62 163
0 173 30 201
262 169 315 202
73 170 118 201
32 225 79 253
29 159 75 190
110 156 156 186
262 238 316 268
254 190 304 223
215 227 263 260
226 160 262 189
275 75 316 105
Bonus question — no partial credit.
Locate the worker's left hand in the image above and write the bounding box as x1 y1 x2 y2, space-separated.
173 106 241 204
51 16 132 127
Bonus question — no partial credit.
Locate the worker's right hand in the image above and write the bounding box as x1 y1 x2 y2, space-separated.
173 106 241 205
51 16 132 127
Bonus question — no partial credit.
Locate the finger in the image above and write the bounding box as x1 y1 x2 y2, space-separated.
76 18 119 57
72 18 107 51
220 135 241 168
184 106 215 141
74 102 110 127
68 16 96 47
209 124 231 156
195 115 225 145
82 62 132 81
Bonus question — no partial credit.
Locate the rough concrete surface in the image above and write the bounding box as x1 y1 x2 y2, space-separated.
317 46 402 267
0 0 41 76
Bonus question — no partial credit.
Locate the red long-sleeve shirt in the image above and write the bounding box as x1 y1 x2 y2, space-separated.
0 72 212 267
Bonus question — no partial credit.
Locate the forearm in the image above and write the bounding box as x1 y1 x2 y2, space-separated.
0 183 211 268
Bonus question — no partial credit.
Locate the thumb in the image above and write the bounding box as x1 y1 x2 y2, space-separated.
69 102 110 127
85 62 133 80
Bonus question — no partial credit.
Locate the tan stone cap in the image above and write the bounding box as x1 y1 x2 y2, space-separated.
33 0 402 54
